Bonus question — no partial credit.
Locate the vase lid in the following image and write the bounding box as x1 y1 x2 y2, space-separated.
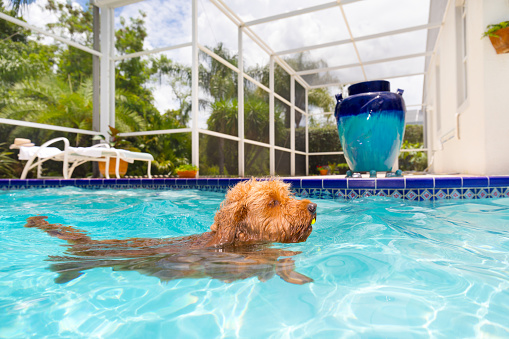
348 80 390 96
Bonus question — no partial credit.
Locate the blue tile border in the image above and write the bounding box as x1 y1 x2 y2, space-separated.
434 177 462 188
1 176 509 201
284 178 302 189
462 177 488 187
323 178 347 189
348 178 375 189
376 178 404 189
406 177 434 189
489 176 509 187
301 178 323 189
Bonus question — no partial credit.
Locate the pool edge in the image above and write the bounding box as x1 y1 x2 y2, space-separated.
1 176 508 201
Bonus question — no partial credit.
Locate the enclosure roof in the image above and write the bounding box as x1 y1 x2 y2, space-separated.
94 0 446 108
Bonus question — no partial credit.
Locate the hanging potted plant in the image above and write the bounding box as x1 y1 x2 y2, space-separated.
94 126 139 178
176 164 198 178
483 21 509 54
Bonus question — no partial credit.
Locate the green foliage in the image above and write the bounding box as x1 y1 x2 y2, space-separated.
482 21 509 38
0 4 348 178
299 125 348 174
399 124 427 172
399 140 428 172
0 143 18 178
201 165 220 176
176 164 198 172
251 52 336 130
336 163 350 174
0 3 194 178
115 12 153 101
327 162 337 174
403 124 423 144
41 0 95 89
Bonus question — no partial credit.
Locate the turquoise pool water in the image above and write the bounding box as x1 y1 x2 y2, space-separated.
1 188 509 338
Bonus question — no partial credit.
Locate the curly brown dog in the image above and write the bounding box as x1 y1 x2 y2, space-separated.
25 178 317 285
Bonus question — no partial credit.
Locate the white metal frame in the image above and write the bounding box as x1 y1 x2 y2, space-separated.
0 0 448 177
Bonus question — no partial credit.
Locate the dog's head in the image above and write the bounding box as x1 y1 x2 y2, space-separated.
208 178 317 247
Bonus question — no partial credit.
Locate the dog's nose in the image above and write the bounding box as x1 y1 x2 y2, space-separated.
307 202 317 214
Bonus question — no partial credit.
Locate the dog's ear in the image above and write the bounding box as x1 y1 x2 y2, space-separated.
208 180 252 247
209 201 247 246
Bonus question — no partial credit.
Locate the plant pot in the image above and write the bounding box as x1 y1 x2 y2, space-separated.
319 169 328 175
334 80 406 173
177 170 197 178
98 158 128 177
489 27 509 54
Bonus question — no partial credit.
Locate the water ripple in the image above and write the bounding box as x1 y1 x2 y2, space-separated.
1 190 509 337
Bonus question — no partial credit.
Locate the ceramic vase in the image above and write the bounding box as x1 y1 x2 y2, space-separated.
334 80 406 173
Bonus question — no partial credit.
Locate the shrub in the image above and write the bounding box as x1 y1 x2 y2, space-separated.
176 164 198 172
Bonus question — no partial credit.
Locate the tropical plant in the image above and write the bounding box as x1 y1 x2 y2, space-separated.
1 2 349 178
398 140 427 171
328 162 338 174
482 21 509 38
176 164 198 172
95 126 139 151
0 143 18 178
1 77 146 146
6 0 28 14
251 52 337 129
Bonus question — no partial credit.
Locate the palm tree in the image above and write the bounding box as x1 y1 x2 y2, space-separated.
250 53 337 128
6 0 30 14
1 76 146 146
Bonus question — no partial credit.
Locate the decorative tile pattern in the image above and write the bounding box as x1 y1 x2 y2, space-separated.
421 190 432 200
406 190 417 200
321 190 333 199
464 189 474 199
1 176 509 201
435 190 446 200
391 190 402 199
334 190 345 199
450 190 461 199
347 190 358 199
477 189 488 199
362 190 373 198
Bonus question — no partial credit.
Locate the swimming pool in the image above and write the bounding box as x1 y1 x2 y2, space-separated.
1 187 509 337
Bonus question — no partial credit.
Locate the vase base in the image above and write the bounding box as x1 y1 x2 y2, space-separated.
385 170 403 177
345 170 403 178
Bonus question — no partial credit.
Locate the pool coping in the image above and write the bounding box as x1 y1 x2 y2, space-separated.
1 175 509 201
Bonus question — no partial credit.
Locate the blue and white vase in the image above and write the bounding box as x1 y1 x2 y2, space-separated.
334 80 406 173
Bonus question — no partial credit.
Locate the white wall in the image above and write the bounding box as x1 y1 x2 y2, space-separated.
426 0 509 175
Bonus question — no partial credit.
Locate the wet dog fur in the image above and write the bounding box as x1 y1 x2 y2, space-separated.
25 178 317 285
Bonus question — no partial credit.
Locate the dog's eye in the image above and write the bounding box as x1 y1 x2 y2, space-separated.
269 200 279 207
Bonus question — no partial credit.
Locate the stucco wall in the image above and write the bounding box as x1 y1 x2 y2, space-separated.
483 0 509 175
426 0 509 175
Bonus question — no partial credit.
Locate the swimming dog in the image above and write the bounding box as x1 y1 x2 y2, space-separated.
26 178 317 284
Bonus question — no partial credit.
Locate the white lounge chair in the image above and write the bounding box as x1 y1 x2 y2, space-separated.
14 137 153 179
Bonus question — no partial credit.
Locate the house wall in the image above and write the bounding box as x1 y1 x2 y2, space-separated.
483 0 509 175
426 0 509 175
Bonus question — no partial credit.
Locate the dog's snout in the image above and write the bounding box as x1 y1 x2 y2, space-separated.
307 203 317 214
